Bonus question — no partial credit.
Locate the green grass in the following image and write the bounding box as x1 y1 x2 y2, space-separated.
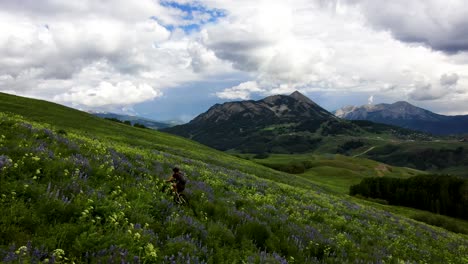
0 93 310 189
0 92 467 263
251 153 468 236
252 153 421 194
353 197 468 235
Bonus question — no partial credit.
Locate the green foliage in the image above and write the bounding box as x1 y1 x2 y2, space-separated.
133 123 147 129
367 144 468 171
104 117 124 124
320 120 361 136
254 153 421 193
351 120 432 140
336 140 364 154
253 152 269 159
261 161 313 174
350 174 468 219
0 94 467 263
411 212 468 234
236 221 271 249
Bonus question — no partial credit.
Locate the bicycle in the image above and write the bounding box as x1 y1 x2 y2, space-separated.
162 182 188 205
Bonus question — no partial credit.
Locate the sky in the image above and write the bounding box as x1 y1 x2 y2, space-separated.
1 0 468 122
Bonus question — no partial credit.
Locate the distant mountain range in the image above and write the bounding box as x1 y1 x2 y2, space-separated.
335 101 468 135
163 91 340 152
162 91 419 153
92 112 175 130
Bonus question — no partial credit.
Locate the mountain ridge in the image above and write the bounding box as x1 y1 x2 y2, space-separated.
191 91 335 124
163 91 361 152
335 101 468 135
92 112 173 129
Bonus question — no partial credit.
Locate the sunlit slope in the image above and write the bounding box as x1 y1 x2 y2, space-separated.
0 93 467 263
0 92 308 187
0 92 220 153
252 154 423 193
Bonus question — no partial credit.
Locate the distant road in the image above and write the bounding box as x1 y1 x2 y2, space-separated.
353 146 376 158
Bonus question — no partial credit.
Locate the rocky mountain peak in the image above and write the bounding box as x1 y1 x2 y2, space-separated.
289 91 317 105
162 91 348 151
333 100 468 135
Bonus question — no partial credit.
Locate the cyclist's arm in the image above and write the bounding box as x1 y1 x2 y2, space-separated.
166 175 175 182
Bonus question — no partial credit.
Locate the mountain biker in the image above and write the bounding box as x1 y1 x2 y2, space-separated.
166 167 186 194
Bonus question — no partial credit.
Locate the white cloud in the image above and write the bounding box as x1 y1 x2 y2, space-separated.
187 41 224 73
54 81 160 107
216 81 263 100
202 0 468 105
440 73 459 86
1 0 468 116
0 1 232 111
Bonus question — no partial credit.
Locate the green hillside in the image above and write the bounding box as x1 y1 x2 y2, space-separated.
249 154 422 194
1 92 467 263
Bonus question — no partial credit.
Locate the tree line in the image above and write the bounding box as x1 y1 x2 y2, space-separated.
104 118 147 129
350 175 468 220
367 146 467 170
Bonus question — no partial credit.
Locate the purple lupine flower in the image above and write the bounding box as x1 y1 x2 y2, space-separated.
32 248 44 262
20 123 33 130
71 154 91 171
0 155 12 169
33 142 48 154
2 245 17 262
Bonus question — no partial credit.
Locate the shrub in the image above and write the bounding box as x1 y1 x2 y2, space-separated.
411 213 468 235
236 222 271 249
253 153 269 159
133 123 147 129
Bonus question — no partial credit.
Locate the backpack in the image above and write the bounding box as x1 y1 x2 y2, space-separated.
176 172 187 185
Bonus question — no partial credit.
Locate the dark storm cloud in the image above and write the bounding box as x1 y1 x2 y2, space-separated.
353 1 468 53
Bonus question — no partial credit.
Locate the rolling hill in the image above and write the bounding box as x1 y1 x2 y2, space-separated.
92 112 173 130
335 101 468 135
0 92 467 263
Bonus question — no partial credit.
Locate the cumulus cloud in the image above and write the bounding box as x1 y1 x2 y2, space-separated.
202 0 467 102
1 0 468 116
0 0 231 111
408 73 463 101
440 73 459 87
216 81 263 100
408 83 441 101
187 42 223 73
54 81 160 107
352 0 468 53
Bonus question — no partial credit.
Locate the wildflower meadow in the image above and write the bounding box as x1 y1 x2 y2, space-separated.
0 111 467 263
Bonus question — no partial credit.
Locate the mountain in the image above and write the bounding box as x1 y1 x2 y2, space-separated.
335 101 468 135
92 112 172 130
163 91 362 153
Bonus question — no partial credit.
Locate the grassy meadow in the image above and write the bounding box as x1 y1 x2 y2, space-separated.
0 92 468 263
250 153 422 194
250 153 468 235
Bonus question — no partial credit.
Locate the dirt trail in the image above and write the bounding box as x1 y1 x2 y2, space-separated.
353 146 375 158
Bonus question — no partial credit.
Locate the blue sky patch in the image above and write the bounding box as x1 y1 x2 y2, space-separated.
159 1 226 33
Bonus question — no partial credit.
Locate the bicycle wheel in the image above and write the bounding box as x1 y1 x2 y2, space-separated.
175 193 187 205
179 194 187 205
